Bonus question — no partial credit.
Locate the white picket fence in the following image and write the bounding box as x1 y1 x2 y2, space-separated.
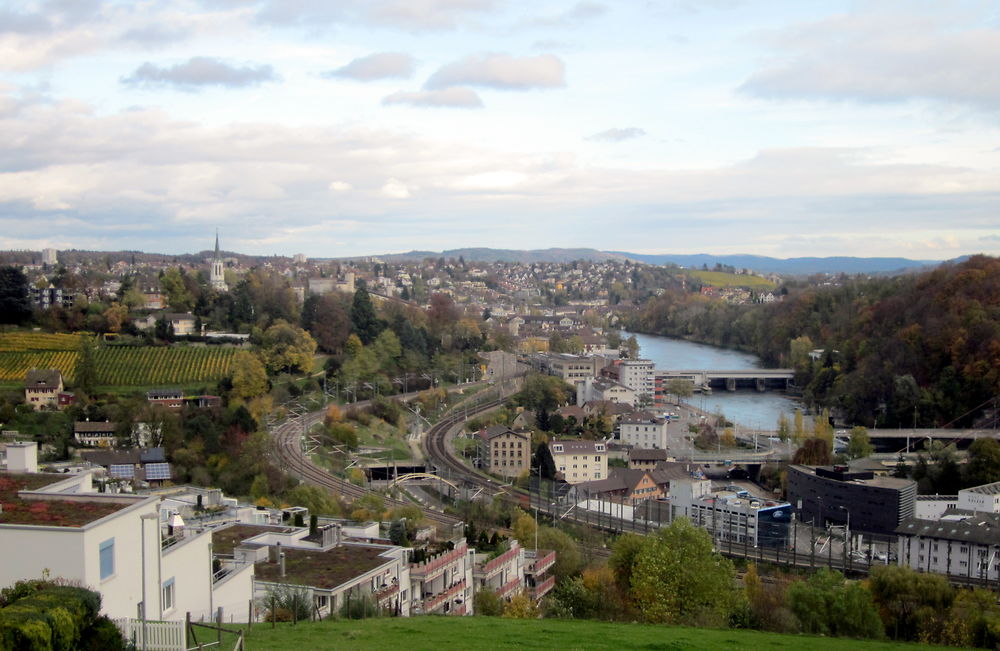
114 617 186 651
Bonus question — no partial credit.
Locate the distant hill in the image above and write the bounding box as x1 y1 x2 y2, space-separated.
368 248 945 274
375 248 624 264
608 252 943 275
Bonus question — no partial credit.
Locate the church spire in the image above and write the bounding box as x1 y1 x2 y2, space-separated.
214 229 220 258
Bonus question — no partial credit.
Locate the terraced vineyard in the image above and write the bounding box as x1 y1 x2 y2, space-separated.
0 332 81 352
0 333 238 386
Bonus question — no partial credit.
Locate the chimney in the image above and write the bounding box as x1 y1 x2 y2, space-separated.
6 441 38 473
279 549 286 578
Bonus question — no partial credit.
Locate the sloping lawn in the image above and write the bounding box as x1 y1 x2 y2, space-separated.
238 616 961 651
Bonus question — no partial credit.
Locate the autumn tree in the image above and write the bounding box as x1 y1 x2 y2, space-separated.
629 518 737 626
847 426 874 459
301 293 352 354
792 437 832 465
231 350 268 400
258 320 316 374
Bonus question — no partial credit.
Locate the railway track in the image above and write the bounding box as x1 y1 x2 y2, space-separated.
271 404 464 530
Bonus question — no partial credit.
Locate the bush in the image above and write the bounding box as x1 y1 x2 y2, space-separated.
0 584 109 651
339 593 381 619
259 585 312 623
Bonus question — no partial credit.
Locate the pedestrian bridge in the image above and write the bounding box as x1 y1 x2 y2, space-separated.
659 369 795 392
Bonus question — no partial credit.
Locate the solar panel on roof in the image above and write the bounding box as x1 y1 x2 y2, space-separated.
109 464 134 479
145 462 171 481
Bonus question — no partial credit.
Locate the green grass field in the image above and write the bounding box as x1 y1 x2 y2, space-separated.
226 617 959 651
687 270 776 290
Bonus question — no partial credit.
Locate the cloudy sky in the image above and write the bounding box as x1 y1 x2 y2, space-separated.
1 0 998 259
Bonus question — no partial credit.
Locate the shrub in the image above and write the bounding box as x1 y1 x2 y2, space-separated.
339 593 381 620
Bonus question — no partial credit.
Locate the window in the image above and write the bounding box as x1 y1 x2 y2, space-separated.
162 578 175 611
99 538 115 580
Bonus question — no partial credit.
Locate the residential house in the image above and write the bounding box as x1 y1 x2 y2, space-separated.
477 426 531 479
548 439 607 484
24 369 63 411
74 421 118 447
574 468 664 503
81 447 173 485
628 448 670 471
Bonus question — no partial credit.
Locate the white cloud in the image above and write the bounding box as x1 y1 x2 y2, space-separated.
122 57 278 90
381 178 414 198
324 52 415 81
382 87 483 108
587 127 646 142
425 53 565 90
740 12 1000 111
329 180 352 192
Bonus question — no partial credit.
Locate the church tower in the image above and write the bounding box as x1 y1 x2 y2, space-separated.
210 231 228 291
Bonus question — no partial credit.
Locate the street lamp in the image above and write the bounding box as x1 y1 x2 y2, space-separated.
139 512 160 651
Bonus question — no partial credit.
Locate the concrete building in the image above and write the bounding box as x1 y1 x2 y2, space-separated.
958 481 1000 513
618 412 668 449
41 248 57 265
471 539 556 604
549 439 607 484
576 377 635 407
786 464 917 535
671 480 793 549
531 353 598 384
216 523 412 619
608 359 655 404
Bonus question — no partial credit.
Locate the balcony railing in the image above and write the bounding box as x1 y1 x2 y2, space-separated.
475 546 519 579
496 576 522 599
525 550 556 576
421 580 466 613
531 575 556 600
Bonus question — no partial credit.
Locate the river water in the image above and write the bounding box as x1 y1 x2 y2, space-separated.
627 331 802 432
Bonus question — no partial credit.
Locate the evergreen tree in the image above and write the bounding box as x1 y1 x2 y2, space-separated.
0 265 31 324
74 335 99 397
350 287 383 344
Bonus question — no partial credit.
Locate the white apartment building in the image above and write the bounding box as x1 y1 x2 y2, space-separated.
0 466 253 622
896 513 1000 582
618 412 668 450
549 439 608 484
618 360 655 403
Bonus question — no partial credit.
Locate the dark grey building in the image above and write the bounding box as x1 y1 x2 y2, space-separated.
786 464 916 535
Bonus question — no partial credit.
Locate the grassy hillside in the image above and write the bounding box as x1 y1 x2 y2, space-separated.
231 617 958 651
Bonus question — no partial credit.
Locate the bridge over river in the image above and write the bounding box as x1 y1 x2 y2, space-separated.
659 368 795 392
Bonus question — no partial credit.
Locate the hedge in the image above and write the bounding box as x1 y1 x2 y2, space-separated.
0 584 118 651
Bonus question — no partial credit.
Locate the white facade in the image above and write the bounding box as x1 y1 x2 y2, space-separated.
957 482 1000 513
619 416 668 449
577 377 635 407
0 472 253 622
619 360 655 403
42 248 58 265
897 514 1000 582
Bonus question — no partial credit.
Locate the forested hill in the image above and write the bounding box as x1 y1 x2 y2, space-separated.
629 255 1000 428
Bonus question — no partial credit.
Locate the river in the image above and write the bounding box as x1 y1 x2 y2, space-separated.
627 331 802 432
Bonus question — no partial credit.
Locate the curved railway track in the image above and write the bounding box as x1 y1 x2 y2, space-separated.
271 391 509 531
